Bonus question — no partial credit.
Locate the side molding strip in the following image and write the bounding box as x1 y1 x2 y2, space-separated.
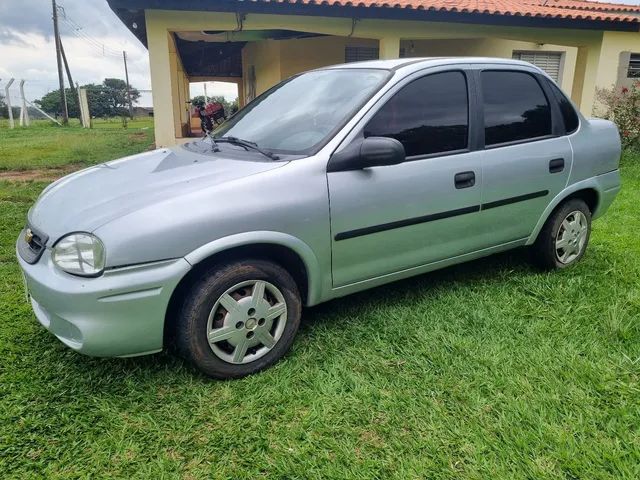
481 190 549 210
335 205 480 241
334 190 549 241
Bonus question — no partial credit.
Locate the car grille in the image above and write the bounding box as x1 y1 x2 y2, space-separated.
17 224 49 264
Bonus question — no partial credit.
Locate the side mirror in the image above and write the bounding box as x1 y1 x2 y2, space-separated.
327 137 406 173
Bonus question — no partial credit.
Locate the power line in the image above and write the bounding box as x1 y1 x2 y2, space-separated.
59 18 122 57
56 3 123 57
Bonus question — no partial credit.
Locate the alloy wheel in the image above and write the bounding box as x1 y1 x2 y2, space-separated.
555 210 588 264
206 280 288 364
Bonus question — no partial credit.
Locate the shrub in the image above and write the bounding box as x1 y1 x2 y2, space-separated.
596 81 640 150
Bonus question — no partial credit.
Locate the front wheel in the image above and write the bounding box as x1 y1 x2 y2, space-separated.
176 259 302 379
531 198 592 270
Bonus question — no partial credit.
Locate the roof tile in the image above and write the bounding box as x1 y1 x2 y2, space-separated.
253 0 640 22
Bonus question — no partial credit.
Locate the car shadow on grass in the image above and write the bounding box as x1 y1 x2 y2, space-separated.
301 247 537 330
35 247 552 385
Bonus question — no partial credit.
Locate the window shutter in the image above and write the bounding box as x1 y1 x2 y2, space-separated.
512 51 562 82
345 46 379 63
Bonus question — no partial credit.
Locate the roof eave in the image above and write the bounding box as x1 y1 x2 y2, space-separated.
107 0 640 50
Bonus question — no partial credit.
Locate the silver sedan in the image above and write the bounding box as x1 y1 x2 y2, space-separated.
17 58 621 378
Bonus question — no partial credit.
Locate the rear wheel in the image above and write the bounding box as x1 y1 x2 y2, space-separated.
531 198 591 270
176 259 302 379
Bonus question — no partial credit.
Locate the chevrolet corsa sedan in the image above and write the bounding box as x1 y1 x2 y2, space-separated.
17 58 621 378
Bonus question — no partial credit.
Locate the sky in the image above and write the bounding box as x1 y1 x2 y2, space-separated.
1 0 639 107
0 0 237 107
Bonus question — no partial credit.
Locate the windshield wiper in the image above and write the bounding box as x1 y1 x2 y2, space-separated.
214 136 280 160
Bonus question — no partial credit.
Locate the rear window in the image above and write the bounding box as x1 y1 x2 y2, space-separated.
481 71 552 146
548 81 580 134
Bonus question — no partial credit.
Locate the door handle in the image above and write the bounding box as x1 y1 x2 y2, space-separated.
454 171 475 189
549 158 565 173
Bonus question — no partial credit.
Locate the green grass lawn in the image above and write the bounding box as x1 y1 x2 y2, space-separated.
0 118 155 171
0 133 639 477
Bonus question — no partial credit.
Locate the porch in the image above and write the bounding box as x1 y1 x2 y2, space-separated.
131 8 640 146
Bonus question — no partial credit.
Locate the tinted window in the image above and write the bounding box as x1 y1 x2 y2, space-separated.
364 71 468 157
481 71 551 146
548 81 579 134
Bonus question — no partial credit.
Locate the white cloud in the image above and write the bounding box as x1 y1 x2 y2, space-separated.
0 0 235 107
190 82 239 102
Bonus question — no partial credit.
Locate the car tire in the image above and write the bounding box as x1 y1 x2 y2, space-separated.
176 259 302 379
531 198 592 270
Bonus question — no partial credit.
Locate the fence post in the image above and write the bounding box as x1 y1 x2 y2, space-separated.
78 88 91 128
5 78 15 128
19 79 30 127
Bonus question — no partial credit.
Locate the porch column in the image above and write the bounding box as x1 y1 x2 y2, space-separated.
379 37 401 59
571 43 601 116
146 20 179 147
237 79 245 108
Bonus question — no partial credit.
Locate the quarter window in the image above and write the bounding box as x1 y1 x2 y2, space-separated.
481 71 552 146
364 71 469 157
548 81 579 134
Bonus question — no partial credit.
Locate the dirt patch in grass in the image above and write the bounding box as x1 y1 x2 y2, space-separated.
0 166 79 182
128 131 147 140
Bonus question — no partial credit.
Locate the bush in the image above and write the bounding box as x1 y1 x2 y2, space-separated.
596 82 640 150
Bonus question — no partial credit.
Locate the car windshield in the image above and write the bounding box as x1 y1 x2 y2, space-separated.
212 69 389 155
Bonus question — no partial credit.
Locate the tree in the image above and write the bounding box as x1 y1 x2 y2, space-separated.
36 88 79 118
101 78 140 116
35 78 140 118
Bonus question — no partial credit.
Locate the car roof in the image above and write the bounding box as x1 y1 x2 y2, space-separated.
325 57 540 72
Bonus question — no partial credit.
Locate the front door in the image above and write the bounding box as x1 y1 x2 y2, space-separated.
328 69 484 287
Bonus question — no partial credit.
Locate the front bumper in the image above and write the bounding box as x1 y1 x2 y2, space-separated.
17 245 191 357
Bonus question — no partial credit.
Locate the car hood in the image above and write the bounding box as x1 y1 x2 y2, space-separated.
28 146 287 244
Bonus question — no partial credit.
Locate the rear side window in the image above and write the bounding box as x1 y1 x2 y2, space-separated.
364 71 468 157
548 81 579 134
481 71 552 146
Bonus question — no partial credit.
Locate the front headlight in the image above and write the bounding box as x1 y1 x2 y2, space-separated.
52 233 106 277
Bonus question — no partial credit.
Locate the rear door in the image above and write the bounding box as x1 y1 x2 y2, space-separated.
474 68 572 246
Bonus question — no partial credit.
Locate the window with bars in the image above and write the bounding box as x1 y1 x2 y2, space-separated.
344 46 407 63
628 53 640 78
512 51 562 82
345 46 379 63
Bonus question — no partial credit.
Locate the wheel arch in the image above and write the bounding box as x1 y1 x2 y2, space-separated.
526 182 600 246
163 232 322 347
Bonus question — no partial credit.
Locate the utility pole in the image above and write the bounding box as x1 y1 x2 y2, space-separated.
59 40 82 121
123 50 133 119
52 0 68 125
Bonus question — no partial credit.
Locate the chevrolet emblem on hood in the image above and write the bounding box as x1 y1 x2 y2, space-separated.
24 229 33 244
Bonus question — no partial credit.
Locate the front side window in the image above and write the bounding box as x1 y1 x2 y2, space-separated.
481 71 552 146
213 69 389 154
364 71 469 157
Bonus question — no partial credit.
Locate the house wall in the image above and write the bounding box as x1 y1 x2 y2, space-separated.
241 36 379 99
145 9 640 146
241 40 282 99
404 38 577 95
240 36 576 100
